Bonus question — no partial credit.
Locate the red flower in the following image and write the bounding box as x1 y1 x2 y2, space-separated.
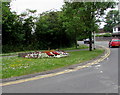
52 51 60 55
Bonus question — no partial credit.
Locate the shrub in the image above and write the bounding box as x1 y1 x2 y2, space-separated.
96 33 112 37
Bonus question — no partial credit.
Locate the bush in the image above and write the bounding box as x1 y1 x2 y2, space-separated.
2 45 39 53
103 33 112 37
96 33 112 37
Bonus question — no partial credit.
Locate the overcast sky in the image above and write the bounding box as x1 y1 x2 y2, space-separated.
10 0 64 15
10 0 119 28
10 0 119 14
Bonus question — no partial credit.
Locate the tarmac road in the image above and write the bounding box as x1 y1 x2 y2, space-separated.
2 41 119 93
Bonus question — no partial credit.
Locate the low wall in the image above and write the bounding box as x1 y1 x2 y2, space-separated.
96 37 119 41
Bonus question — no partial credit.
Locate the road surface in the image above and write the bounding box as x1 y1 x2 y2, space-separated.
2 41 119 93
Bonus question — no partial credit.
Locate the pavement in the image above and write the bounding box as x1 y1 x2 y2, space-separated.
1 45 110 85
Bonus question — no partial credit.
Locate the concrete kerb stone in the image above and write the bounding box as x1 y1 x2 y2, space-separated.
1 45 110 83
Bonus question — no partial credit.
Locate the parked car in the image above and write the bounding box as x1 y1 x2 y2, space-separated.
109 39 120 48
84 38 94 44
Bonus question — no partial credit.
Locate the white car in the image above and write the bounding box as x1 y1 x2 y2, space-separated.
84 38 94 44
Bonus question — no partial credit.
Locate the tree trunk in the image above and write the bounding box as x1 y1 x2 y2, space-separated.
89 31 92 51
75 30 77 49
75 38 77 49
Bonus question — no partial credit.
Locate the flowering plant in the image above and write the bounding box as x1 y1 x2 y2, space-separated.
21 50 69 58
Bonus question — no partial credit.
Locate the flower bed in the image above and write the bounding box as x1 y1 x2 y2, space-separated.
18 50 69 58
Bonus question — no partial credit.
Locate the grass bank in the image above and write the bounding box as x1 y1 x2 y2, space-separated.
1 45 88 56
2 49 104 79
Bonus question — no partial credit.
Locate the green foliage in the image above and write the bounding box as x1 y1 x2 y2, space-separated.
2 2 25 52
2 2 21 45
62 2 116 50
96 33 112 37
35 11 73 50
2 1 117 53
2 3 38 53
104 10 120 32
20 9 37 45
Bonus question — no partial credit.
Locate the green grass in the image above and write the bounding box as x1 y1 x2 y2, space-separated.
0 50 35 56
1 45 88 56
62 45 88 51
2 49 104 79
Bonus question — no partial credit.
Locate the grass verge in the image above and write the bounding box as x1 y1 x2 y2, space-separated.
1 45 88 56
2 48 104 79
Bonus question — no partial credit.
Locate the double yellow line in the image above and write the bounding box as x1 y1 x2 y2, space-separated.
0 45 111 86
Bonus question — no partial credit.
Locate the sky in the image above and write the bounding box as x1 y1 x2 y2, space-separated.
10 0 119 28
10 0 64 15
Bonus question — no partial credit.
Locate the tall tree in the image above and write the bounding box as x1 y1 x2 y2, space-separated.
104 10 120 33
2 2 14 45
2 2 37 52
62 2 86 49
2 2 24 46
20 9 37 46
35 11 72 50
62 2 117 51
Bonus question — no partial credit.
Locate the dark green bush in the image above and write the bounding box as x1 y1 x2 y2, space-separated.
103 33 112 37
96 33 112 37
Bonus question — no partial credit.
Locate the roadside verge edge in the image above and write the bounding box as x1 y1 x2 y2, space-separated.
0 45 110 86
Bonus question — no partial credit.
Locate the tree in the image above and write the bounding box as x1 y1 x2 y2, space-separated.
35 10 73 50
104 10 120 33
62 2 86 49
20 9 37 46
35 11 59 49
2 2 14 45
2 2 24 45
62 2 117 51
2 2 37 52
